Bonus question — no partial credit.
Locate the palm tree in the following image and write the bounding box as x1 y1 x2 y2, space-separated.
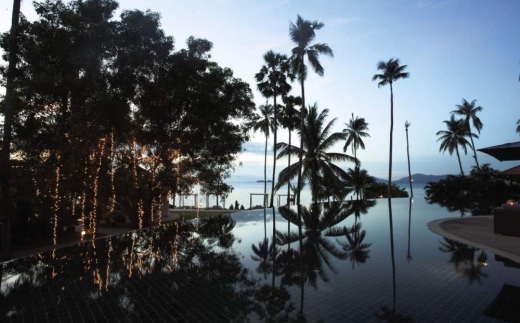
276 104 356 203
251 103 275 236
405 121 413 198
343 165 375 200
436 115 473 176
343 113 370 161
279 95 302 206
2 0 22 261
372 58 409 200
289 15 333 209
451 99 483 169
256 51 292 207
516 119 520 135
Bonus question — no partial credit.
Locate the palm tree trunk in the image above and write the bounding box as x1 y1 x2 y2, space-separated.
388 83 395 302
388 83 394 199
456 145 465 176
1 0 21 261
297 71 305 254
270 93 277 207
468 124 480 170
264 134 268 236
287 128 292 206
406 127 413 198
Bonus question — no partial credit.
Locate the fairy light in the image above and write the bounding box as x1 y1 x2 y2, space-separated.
52 159 61 247
92 137 107 238
106 237 112 291
110 130 116 214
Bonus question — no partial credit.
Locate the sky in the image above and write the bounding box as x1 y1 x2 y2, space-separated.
1 0 520 181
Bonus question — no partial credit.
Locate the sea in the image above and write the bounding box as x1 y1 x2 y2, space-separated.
173 181 427 209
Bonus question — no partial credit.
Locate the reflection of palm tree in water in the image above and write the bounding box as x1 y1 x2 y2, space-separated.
276 203 353 287
344 199 376 226
338 223 371 268
439 238 488 285
407 197 413 262
375 201 414 322
251 238 279 280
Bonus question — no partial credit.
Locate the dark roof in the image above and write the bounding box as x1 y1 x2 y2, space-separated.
478 141 520 161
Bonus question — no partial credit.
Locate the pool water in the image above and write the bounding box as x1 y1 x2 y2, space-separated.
1 198 519 322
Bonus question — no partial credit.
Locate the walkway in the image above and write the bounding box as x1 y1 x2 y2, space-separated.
428 216 520 263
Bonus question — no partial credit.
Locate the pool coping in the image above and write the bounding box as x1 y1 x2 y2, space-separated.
428 216 520 264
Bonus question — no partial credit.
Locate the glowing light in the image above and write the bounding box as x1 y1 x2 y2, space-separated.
110 130 116 214
91 137 107 238
52 159 61 247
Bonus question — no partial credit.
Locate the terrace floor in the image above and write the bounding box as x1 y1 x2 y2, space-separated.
428 216 520 263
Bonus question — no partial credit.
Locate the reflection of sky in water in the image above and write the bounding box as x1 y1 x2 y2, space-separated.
1 198 520 322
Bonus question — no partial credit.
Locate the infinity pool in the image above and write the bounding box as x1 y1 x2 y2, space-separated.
1 198 519 322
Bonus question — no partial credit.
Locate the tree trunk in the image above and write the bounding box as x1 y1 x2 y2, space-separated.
406 127 413 198
287 128 292 206
1 0 21 261
270 92 277 207
297 67 305 254
468 123 480 170
456 145 465 176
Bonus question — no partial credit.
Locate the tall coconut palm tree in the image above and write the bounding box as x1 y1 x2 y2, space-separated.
436 115 474 176
279 95 302 206
517 119 520 135
2 0 22 261
256 51 292 207
343 113 370 161
289 15 333 209
405 121 413 198
372 58 409 200
451 99 483 169
252 103 275 235
276 104 355 203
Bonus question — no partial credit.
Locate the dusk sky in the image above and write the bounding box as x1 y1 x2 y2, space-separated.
1 0 519 181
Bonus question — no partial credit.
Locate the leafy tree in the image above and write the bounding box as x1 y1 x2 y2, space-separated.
289 15 333 208
276 104 355 203
342 113 369 160
365 183 409 199
451 99 483 169
1 0 21 260
425 164 519 215
436 115 474 176
255 51 292 207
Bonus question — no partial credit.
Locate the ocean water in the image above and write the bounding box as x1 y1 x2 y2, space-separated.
175 181 426 209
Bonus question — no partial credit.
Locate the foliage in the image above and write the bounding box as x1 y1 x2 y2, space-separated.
451 98 483 168
342 113 370 160
0 0 255 241
425 164 520 215
436 115 474 176
276 104 356 203
365 182 409 199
